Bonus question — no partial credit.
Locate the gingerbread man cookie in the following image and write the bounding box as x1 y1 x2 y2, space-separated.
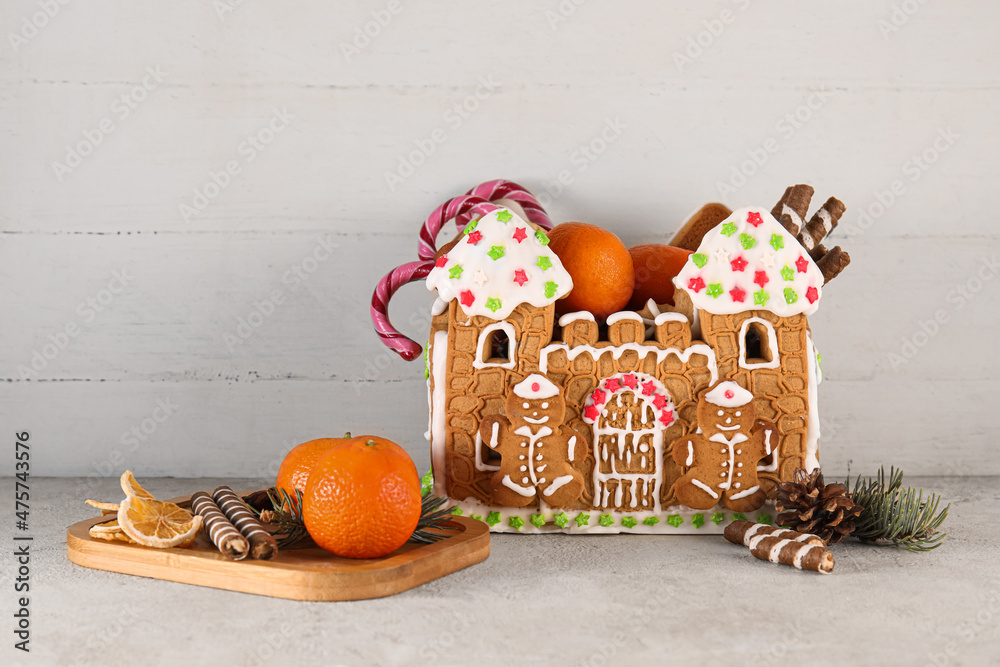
479 374 585 509
670 381 777 512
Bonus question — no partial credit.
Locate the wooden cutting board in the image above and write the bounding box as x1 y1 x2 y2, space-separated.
66 495 490 601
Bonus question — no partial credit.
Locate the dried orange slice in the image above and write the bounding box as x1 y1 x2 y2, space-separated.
120 470 155 500
85 499 120 512
117 496 202 548
89 519 136 543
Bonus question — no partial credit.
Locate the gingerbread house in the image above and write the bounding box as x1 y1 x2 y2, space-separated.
422 189 847 533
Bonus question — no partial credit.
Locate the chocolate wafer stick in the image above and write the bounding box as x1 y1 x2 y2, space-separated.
725 521 834 573
770 184 814 236
213 486 278 560
809 243 827 261
797 197 846 253
816 246 851 284
191 492 249 561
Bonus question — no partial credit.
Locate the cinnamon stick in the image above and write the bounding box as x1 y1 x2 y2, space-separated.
191 492 249 561
212 486 278 560
725 521 834 574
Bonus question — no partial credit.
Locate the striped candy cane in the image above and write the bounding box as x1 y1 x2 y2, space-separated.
374 181 551 360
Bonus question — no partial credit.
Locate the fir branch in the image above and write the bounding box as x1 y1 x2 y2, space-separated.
845 467 949 551
410 494 461 544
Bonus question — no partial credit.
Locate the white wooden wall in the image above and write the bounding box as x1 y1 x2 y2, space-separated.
2 0 997 479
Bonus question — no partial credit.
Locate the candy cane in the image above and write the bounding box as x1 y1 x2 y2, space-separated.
371 259 435 360
375 181 551 360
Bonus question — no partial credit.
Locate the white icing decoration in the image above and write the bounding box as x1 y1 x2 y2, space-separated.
605 311 644 325
737 317 781 369
513 424 553 487
472 321 517 370
685 442 693 466
691 479 719 499
804 332 821 472
568 435 577 461
429 330 448 496
653 312 689 326
431 298 448 316
501 474 535 497
757 428 778 473
704 381 753 407
512 373 559 399
543 475 574 496
673 206 824 317
425 207 573 320
728 484 760 500
473 425 502 472
558 311 596 327
539 341 719 385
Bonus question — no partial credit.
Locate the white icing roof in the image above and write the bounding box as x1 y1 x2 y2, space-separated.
426 207 573 320
673 206 824 317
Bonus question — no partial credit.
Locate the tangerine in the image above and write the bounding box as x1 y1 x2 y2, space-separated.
627 244 694 310
303 436 421 559
276 434 351 496
547 222 634 319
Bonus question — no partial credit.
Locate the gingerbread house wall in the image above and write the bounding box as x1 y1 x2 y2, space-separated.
439 300 555 504
696 308 812 493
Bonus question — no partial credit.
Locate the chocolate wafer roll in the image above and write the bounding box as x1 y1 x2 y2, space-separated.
191 492 249 561
809 243 828 261
725 520 825 548
797 197 846 253
213 486 278 560
770 184 814 236
816 246 851 284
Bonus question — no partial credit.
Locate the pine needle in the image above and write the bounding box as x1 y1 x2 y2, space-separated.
845 467 949 551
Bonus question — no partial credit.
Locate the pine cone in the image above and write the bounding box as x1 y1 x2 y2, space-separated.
772 468 863 545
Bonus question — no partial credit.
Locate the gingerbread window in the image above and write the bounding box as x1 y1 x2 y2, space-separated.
473 322 516 369
739 317 780 369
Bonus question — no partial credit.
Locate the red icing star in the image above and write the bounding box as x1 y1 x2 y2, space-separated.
652 394 667 410
754 270 769 288
688 276 706 292
747 211 763 227
467 230 483 245
512 227 528 243
730 256 748 272
659 409 675 427
459 290 475 308
604 378 621 393
795 255 810 273
435 255 448 268
641 380 657 396
513 269 528 286
806 286 819 304
730 286 747 303
591 389 607 405
622 374 637 389
584 404 600 421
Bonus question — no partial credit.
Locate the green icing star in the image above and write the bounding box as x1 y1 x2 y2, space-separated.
574 513 591 527
486 297 502 312
754 289 769 306
784 287 798 304
424 345 430 380
420 467 433 496
509 516 525 531
691 253 708 268
496 210 512 222
780 265 795 281
732 512 747 522
544 281 558 298
770 233 784 251
529 513 546 528
666 515 683 528
757 513 773 526
535 229 550 246
553 512 570 528
536 255 553 271
485 511 502 527
691 513 705 529
711 512 725 526
706 283 723 299
448 264 464 279
643 516 660 526
463 219 478 235
451 506 464 516
488 245 505 261
621 516 638 529
740 233 756 250
470 514 482 522
598 514 615 527
720 222 737 237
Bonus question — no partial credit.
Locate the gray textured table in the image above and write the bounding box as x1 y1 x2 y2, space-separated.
5 477 997 667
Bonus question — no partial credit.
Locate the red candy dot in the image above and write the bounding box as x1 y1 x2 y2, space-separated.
725 389 734 399
531 382 540 392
